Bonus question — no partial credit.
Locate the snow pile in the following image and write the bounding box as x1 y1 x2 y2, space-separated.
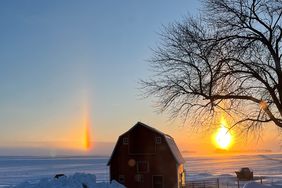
11 173 125 188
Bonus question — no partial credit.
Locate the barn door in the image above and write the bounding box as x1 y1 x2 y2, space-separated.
153 175 163 188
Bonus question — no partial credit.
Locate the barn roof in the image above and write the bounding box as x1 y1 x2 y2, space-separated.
164 134 185 164
107 122 185 165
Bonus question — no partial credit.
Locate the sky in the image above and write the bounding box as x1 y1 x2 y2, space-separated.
0 1 281 156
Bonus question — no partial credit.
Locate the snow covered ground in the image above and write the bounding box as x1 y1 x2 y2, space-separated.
243 182 282 188
184 153 282 181
0 156 109 186
9 173 125 188
0 153 281 187
184 153 282 187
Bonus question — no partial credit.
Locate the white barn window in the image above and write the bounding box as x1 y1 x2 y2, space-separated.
119 175 125 183
137 161 149 173
123 137 128 144
155 136 162 144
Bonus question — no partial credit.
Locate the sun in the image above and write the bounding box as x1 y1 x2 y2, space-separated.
214 118 232 149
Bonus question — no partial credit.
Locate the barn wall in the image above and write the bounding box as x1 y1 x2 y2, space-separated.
109 125 181 188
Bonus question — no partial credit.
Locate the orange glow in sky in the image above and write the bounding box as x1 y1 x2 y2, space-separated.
81 97 92 151
58 106 93 151
84 120 92 150
213 117 232 150
64 95 93 151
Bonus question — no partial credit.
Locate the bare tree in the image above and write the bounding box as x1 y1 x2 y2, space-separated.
143 0 282 131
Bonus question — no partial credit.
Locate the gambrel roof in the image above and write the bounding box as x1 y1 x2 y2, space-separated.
107 121 185 165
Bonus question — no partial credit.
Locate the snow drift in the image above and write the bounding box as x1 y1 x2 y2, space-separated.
10 173 125 188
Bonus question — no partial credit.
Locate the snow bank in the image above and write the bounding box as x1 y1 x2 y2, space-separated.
11 173 125 188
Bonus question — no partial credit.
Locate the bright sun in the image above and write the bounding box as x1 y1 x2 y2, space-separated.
214 118 232 149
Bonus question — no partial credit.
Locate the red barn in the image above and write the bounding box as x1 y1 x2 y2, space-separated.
107 122 186 188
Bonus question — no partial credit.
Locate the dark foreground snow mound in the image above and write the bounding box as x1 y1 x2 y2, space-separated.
11 173 125 188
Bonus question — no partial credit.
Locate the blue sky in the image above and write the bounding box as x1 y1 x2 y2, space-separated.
1 1 280 155
0 1 202 154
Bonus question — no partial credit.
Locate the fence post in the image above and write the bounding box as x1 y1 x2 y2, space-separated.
217 178 219 188
260 177 262 184
237 179 240 188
